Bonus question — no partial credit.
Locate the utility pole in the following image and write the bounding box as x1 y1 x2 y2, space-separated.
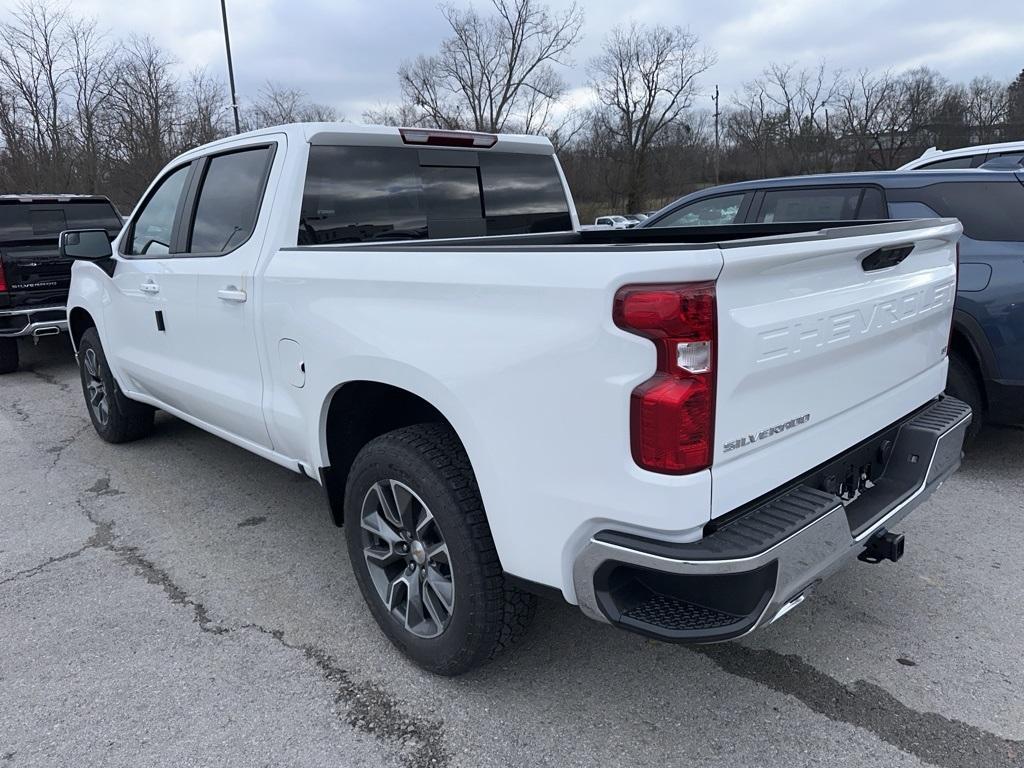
712 84 721 185
220 0 241 134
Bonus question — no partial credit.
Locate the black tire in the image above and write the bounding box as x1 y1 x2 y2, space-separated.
0 337 18 374
344 423 536 676
77 327 155 443
946 351 984 446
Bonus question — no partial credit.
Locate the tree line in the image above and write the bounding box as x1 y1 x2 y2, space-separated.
2 0 1023 219
0 0 336 211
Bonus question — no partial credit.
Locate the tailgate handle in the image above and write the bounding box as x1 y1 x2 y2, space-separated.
862 245 914 272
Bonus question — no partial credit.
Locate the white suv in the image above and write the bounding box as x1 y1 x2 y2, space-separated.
899 140 1024 170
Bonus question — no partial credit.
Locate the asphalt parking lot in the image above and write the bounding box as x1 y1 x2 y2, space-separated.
1 336 1022 768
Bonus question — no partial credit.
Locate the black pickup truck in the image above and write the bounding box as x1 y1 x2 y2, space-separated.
0 195 122 373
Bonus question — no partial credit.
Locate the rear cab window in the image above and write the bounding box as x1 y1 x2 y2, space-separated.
0 199 121 243
298 145 572 245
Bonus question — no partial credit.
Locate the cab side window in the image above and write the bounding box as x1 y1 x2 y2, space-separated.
128 164 190 256
187 146 273 254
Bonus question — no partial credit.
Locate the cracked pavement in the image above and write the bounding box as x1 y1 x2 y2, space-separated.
2 336 1022 767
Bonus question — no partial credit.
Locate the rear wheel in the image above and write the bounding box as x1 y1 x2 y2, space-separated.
77 328 155 443
946 351 983 446
344 423 536 675
0 338 18 374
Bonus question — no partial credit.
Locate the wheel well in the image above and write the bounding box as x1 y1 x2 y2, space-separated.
949 326 986 407
69 307 96 349
321 381 454 525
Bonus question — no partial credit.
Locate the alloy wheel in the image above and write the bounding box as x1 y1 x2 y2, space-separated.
360 479 454 639
82 347 110 426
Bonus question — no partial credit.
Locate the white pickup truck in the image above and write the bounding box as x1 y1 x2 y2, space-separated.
63 123 971 675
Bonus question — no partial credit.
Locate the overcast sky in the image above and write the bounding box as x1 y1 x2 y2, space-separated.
56 0 1024 119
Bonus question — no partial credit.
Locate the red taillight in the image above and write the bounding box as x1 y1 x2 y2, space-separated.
0 259 7 293
614 282 717 474
399 127 498 148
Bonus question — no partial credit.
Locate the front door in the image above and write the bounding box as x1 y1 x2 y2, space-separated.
105 162 195 404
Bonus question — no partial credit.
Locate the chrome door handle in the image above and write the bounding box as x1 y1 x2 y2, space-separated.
217 287 247 303
140 281 160 294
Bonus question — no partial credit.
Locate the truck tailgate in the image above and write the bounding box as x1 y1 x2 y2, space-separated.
711 219 961 518
0 244 72 309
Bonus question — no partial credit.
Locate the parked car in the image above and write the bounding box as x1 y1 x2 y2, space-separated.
0 194 122 373
64 123 969 675
642 168 1024 440
594 215 633 228
899 140 1024 170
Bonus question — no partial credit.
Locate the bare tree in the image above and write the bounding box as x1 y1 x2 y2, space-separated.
588 23 715 211
244 81 338 130
362 101 427 127
0 0 72 189
965 76 1009 143
754 61 841 173
181 68 230 148
395 0 583 133
835 69 899 169
832 66 954 168
67 15 116 192
726 83 779 178
1009 68 1024 133
107 35 182 203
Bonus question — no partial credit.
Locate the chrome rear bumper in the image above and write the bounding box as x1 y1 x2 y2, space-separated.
572 397 972 643
0 306 68 338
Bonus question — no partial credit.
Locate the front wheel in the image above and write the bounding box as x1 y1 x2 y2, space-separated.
344 423 536 675
77 328 155 443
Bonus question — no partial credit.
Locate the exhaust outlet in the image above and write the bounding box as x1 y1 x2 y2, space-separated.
858 529 905 564
32 326 61 338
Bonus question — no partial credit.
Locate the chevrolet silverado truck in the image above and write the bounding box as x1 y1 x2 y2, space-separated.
0 194 122 373
62 124 971 675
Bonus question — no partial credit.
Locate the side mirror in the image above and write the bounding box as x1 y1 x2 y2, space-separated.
60 229 112 260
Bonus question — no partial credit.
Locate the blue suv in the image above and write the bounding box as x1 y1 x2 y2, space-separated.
642 169 1024 440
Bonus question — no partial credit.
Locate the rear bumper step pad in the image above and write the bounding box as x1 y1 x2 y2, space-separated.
572 396 972 643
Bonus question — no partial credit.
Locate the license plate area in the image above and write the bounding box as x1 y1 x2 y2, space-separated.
825 397 970 536
779 397 968 537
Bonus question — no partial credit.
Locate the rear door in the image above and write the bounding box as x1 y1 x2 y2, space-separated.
165 141 279 448
710 220 961 517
